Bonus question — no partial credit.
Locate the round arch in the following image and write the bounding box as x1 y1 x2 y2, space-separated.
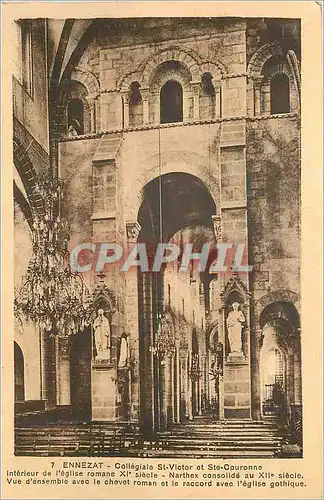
124 154 219 222
255 289 300 327
118 46 226 93
247 41 284 78
137 172 217 244
140 46 201 87
70 68 100 99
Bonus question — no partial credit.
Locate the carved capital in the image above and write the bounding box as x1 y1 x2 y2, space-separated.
211 214 222 241
254 328 264 350
214 80 222 93
253 76 264 90
126 221 141 242
121 91 131 104
141 87 150 101
191 81 201 95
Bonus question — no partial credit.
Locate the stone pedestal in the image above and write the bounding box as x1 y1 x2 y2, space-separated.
91 360 116 421
223 355 251 419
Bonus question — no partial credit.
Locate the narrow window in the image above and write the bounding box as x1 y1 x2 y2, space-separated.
160 80 183 124
270 74 290 114
67 98 84 135
200 72 215 119
20 20 33 96
129 81 143 127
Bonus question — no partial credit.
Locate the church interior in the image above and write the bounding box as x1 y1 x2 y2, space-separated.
13 17 302 458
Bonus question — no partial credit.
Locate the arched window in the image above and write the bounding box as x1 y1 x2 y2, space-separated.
129 81 143 127
67 98 84 135
160 80 183 124
270 74 290 114
14 342 25 402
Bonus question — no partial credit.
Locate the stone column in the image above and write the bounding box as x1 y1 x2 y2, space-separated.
214 81 222 118
170 355 175 423
246 77 254 116
160 357 172 430
188 351 193 420
179 349 188 421
293 329 302 405
191 82 201 120
211 214 224 419
125 221 141 422
87 97 96 133
253 77 264 116
56 336 71 406
42 331 56 410
262 83 271 115
141 88 150 125
251 327 263 420
182 91 190 122
121 91 130 129
94 98 100 132
175 347 181 422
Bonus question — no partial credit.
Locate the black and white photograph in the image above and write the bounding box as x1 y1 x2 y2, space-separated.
12 15 304 461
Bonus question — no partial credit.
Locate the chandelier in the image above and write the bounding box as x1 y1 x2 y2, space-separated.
149 313 176 359
190 353 202 381
14 173 93 337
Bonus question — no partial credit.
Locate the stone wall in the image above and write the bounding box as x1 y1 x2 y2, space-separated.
246 115 300 304
12 19 49 153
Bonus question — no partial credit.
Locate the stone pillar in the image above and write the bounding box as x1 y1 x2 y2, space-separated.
170 355 175 423
188 351 193 420
175 347 181 422
141 88 150 125
211 214 225 419
251 327 263 420
253 77 264 116
140 273 155 431
191 82 201 120
125 221 141 422
183 91 190 122
293 330 302 405
56 336 71 406
180 349 188 421
87 97 96 133
246 77 254 116
160 358 171 429
42 331 56 410
262 83 271 115
121 91 130 129
286 351 295 410
94 98 100 132
214 81 222 118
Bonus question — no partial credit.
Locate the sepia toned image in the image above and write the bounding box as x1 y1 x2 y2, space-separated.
11 15 304 461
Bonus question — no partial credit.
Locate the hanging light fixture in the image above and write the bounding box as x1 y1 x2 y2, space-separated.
14 172 93 337
150 313 176 359
190 353 202 381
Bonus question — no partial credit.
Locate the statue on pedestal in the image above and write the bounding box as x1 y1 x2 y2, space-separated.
93 309 111 360
226 302 245 356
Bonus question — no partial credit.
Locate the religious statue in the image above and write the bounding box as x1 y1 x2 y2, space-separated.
93 309 111 360
118 337 128 369
226 302 245 356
